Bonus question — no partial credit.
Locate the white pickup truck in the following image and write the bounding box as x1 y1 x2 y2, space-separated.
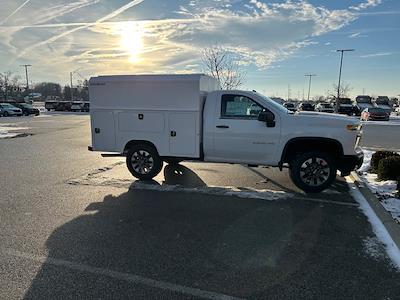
88 74 363 193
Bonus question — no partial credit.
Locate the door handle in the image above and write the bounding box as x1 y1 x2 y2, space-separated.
216 125 229 129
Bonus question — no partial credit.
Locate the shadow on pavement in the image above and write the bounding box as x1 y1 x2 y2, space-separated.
163 164 207 188
23 185 400 299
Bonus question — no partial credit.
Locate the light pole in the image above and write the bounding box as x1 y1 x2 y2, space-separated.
336 49 354 112
305 74 316 101
20 64 32 93
69 68 82 101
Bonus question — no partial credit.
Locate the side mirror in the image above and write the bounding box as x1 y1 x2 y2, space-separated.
258 111 276 127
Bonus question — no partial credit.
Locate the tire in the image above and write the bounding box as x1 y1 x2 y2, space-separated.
126 144 163 180
164 158 183 165
289 151 337 193
3 111 9 117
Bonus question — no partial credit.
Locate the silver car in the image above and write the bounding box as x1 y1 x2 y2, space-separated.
0 103 23 117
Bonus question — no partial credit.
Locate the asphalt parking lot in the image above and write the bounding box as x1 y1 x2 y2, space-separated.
0 114 399 299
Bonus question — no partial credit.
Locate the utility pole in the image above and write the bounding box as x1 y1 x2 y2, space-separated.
305 74 316 101
70 72 73 101
20 64 32 93
336 49 354 112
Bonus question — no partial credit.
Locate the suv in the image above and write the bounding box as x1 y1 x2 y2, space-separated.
316 103 334 113
298 102 315 111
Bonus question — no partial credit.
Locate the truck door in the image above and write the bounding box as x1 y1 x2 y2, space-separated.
212 94 280 164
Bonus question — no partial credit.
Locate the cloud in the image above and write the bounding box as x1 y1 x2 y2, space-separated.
350 0 383 11
349 32 368 38
0 0 385 82
360 52 393 58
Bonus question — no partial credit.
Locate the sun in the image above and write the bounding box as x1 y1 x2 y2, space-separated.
118 22 144 63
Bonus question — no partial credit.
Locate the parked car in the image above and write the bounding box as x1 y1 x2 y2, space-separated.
361 107 390 121
354 95 374 116
83 102 90 112
298 102 315 111
395 106 400 116
375 96 392 114
283 102 297 112
337 98 354 116
45 100 59 111
55 101 72 111
0 107 3 117
71 101 85 112
89 74 363 193
316 103 334 113
0 103 23 117
12 103 40 116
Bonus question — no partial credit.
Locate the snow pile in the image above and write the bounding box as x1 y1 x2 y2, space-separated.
0 125 30 139
358 149 400 224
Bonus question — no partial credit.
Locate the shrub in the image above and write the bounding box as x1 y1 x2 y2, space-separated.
371 151 400 173
377 156 400 193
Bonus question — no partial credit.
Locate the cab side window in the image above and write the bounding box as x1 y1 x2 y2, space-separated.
221 94 264 119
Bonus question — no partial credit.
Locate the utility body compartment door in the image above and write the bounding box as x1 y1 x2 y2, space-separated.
91 110 116 152
169 113 197 156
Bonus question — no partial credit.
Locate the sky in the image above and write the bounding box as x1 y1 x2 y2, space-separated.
0 0 399 99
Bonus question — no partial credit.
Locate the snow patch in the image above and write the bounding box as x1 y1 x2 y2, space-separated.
363 236 385 260
130 181 291 201
0 125 30 139
358 148 400 224
347 178 400 269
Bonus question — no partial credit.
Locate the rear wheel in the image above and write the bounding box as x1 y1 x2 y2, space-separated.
289 151 337 193
3 111 9 117
126 144 163 180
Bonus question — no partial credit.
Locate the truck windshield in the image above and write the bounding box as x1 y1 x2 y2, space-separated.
254 92 293 114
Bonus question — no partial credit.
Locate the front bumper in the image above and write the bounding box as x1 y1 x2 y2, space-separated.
338 151 364 176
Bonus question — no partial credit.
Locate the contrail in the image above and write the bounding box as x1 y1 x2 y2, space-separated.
17 0 145 58
1 18 189 30
0 0 31 26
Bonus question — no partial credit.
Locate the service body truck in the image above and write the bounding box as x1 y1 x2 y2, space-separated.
89 74 363 193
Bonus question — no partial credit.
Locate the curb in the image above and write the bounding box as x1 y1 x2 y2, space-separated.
350 171 400 251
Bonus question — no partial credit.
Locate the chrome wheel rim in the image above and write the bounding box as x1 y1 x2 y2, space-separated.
131 150 154 175
300 157 330 187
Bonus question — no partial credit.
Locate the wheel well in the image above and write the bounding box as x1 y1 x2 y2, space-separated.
280 138 343 167
123 140 158 154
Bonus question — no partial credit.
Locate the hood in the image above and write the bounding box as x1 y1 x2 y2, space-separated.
295 111 358 124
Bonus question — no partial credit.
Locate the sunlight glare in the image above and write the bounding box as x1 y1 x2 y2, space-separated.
117 22 144 63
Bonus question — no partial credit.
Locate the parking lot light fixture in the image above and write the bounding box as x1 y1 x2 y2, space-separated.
336 49 354 113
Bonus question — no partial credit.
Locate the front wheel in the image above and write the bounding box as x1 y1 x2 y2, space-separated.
126 144 163 180
289 151 337 193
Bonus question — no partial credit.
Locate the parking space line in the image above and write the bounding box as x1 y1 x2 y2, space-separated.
1 248 244 300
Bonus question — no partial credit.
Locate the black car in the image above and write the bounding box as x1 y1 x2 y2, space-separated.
12 103 40 116
298 102 315 111
283 102 297 112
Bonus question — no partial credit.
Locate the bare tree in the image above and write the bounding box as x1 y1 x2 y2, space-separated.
0 71 22 100
201 46 245 90
328 82 353 99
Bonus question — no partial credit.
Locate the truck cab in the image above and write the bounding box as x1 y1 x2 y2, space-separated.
89 75 363 193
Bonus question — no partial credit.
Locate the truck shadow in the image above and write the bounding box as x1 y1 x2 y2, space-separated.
163 163 207 188
22 188 324 299
23 182 397 299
